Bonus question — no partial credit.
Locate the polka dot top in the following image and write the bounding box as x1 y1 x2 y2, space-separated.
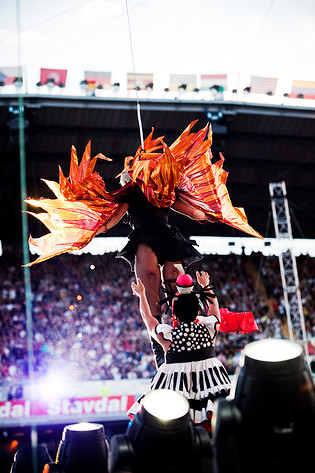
168 322 213 354
156 316 220 363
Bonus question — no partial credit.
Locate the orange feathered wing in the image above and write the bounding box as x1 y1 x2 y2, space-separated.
127 120 262 239
25 141 122 266
176 148 263 239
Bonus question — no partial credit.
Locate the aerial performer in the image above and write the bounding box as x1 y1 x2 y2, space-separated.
25 120 262 365
25 120 262 265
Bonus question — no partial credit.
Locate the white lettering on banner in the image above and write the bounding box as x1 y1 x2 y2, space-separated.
46 396 129 416
0 402 11 417
11 404 24 418
0 396 133 419
94 397 108 413
47 399 61 416
0 401 31 418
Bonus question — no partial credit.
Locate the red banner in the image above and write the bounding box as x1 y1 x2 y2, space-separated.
0 395 135 420
40 68 67 86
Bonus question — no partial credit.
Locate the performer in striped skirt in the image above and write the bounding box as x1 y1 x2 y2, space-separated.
128 271 231 431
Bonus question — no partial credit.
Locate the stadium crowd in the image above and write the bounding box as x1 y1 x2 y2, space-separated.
0 247 314 388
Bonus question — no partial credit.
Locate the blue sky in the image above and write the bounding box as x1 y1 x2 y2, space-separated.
1 0 315 94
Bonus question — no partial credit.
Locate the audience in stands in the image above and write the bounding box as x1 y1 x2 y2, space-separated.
0 248 314 386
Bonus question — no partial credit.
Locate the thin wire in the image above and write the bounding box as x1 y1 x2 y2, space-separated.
125 0 145 151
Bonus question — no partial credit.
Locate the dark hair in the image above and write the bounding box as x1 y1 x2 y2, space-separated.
172 293 200 323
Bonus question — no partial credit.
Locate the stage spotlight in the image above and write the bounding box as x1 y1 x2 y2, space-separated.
213 338 315 473
10 445 53 473
45 78 55 91
243 86 251 94
109 389 213 473
145 82 153 92
13 77 23 88
44 422 109 473
207 110 223 122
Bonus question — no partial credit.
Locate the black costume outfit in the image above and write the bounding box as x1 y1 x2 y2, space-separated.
117 186 202 270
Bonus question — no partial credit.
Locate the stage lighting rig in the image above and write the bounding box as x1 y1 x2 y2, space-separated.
213 338 315 473
109 389 213 473
10 445 53 473
44 422 109 473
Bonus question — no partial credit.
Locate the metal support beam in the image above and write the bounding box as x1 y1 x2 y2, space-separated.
269 181 308 352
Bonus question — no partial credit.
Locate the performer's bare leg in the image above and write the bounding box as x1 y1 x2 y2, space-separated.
135 243 161 315
162 261 185 296
135 243 164 368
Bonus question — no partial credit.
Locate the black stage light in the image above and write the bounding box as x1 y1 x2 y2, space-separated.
10 445 53 473
213 338 315 473
109 389 213 473
44 422 109 473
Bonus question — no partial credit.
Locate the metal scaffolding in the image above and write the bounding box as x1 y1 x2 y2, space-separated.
269 181 308 351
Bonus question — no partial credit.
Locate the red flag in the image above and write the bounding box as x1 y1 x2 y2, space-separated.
40 68 67 86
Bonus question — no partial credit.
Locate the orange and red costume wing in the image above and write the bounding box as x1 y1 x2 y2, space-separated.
25 141 125 266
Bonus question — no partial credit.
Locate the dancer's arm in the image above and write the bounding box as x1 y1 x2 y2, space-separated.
96 202 129 234
131 278 170 352
171 200 207 220
196 271 221 321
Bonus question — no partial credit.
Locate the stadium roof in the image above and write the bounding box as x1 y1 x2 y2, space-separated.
1 94 315 247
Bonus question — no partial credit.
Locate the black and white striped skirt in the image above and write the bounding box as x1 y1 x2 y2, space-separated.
128 357 231 424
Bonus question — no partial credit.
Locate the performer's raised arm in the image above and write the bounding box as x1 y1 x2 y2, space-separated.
131 278 170 353
196 270 221 322
96 202 129 234
171 200 207 221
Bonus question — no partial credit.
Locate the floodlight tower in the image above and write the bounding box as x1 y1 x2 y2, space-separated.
269 182 308 353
